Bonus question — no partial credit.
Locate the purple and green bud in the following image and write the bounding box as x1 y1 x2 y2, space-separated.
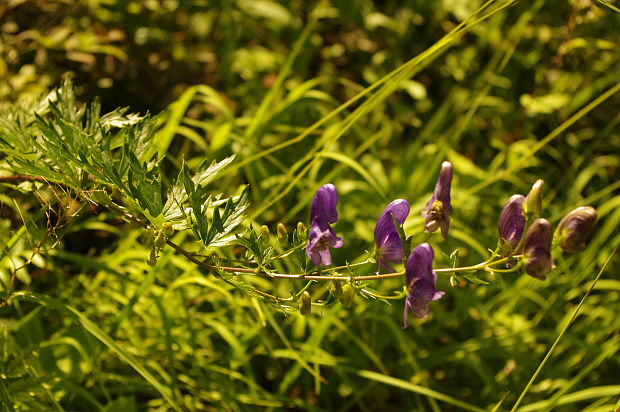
403 243 444 328
523 179 544 218
498 194 526 256
523 218 554 280
374 199 410 273
306 184 343 267
422 161 453 238
555 206 597 253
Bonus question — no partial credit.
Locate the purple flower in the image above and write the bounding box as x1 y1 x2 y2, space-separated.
306 184 343 266
555 206 597 253
374 199 410 273
523 218 554 280
403 243 444 328
498 194 526 256
422 161 453 238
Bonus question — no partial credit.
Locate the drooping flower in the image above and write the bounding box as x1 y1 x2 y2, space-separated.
306 184 343 267
498 194 526 256
374 199 410 273
555 206 597 253
523 218 554 280
422 161 453 238
403 243 444 328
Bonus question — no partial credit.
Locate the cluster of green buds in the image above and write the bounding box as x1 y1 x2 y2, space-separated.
327 279 355 309
146 222 174 266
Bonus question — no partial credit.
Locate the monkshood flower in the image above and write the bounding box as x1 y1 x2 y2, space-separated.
422 161 453 238
555 206 597 253
523 218 554 280
306 184 343 267
403 243 444 328
374 199 410 273
498 194 526 256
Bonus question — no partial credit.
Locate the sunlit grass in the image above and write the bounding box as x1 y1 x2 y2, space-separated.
0 0 619 411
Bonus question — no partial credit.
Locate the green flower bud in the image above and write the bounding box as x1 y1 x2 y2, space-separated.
330 280 343 298
555 206 597 253
299 291 311 316
260 225 271 245
340 284 355 308
147 249 157 266
277 223 287 245
154 229 166 249
523 179 544 218
297 221 306 234
162 222 174 237
141 227 156 246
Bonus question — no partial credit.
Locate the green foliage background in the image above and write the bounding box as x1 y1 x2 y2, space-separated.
0 0 619 411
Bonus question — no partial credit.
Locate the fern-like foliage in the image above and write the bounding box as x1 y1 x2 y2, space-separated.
0 80 248 250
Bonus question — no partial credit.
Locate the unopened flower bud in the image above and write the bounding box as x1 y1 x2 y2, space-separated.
154 229 166 249
147 249 157 266
297 221 306 235
523 218 554 280
260 225 271 245
340 284 355 308
299 291 311 316
276 223 287 245
555 206 597 253
162 222 174 237
523 179 544 218
330 280 343 297
498 194 526 256
141 228 156 246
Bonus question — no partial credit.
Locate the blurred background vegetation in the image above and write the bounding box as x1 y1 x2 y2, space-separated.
0 0 619 410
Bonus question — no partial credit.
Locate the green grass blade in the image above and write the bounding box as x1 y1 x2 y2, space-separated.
243 0 325 141
595 0 620 13
356 369 486 412
510 247 618 411
320 151 386 196
469 82 620 195
10 291 183 412
0 378 15 412
520 386 620 410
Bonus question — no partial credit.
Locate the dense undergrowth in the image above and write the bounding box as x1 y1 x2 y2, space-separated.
0 0 619 411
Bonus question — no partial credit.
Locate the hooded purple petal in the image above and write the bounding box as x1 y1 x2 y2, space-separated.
306 184 343 267
555 206 597 253
403 243 443 328
523 218 554 280
374 199 410 273
310 183 339 224
422 161 453 238
498 194 526 254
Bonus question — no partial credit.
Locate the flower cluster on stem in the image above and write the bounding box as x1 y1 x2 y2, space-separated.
206 163 598 325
